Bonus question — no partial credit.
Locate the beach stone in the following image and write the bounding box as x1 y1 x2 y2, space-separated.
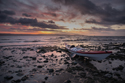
42 81 46 83
15 70 22 73
0 61 5 66
11 79 21 83
32 68 37 72
49 69 54 73
37 65 43 68
51 54 54 57
21 75 28 81
36 49 46 53
64 80 71 83
79 72 86 77
17 65 22 68
44 60 48 63
45 76 48 80
4 76 13 80
93 73 99 76
17 72 24 76
42 55 45 58
31 57 36 60
64 61 69 64
66 57 70 60
71 62 77 65
104 73 112 78
55 68 64 72
37 60 42 63
23 56 28 58
57 50 61 53
112 65 124 71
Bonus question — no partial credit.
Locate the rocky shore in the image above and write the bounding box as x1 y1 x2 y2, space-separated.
0 42 125 83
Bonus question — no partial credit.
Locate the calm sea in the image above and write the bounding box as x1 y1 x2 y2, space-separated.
0 35 125 46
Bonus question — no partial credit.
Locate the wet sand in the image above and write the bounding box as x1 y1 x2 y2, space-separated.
0 43 125 83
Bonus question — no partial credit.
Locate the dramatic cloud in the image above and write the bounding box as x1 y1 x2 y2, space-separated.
22 13 31 17
0 11 67 30
74 27 115 31
53 0 125 25
0 10 15 15
0 0 125 36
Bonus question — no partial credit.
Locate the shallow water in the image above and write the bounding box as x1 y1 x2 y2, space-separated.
0 35 125 46
0 36 125 83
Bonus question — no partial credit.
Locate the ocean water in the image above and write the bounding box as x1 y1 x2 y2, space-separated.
0 35 125 46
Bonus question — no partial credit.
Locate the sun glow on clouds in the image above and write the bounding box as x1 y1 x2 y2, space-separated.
56 21 82 30
0 0 125 36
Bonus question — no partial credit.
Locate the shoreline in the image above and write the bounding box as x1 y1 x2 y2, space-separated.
0 43 125 83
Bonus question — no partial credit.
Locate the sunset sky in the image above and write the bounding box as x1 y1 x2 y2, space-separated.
0 0 125 36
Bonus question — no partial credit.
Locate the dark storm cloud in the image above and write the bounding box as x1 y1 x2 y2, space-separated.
74 27 115 31
0 11 67 30
9 27 56 32
46 6 60 12
0 10 15 15
48 20 55 23
53 0 125 25
22 13 31 17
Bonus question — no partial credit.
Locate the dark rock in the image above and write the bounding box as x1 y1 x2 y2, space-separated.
98 61 102 63
21 75 28 81
0 61 5 66
55 68 64 72
64 80 71 83
45 76 48 80
4 76 13 80
57 50 61 53
64 61 69 64
79 72 86 77
71 62 77 65
44 60 48 63
42 81 46 83
93 73 99 76
17 65 22 68
37 60 42 63
3 56 10 59
109 61 112 64
70 45 75 48
42 55 45 58
11 79 21 83
104 73 112 78
36 49 46 53
49 69 54 73
32 68 37 72
17 72 24 76
112 65 124 71
15 70 22 73
37 65 43 68
23 56 28 58
66 57 70 60
122 43 125 46
51 54 54 57
31 57 36 60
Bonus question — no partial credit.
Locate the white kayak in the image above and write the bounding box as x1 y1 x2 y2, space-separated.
65 44 112 60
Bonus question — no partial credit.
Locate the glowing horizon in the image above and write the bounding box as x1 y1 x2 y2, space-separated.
0 0 125 36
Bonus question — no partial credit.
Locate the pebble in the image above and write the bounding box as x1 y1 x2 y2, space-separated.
44 60 48 63
37 65 43 68
45 76 48 80
104 73 112 78
17 72 24 76
21 75 28 81
4 76 13 80
64 80 71 83
11 79 21 83
49 69 54 73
